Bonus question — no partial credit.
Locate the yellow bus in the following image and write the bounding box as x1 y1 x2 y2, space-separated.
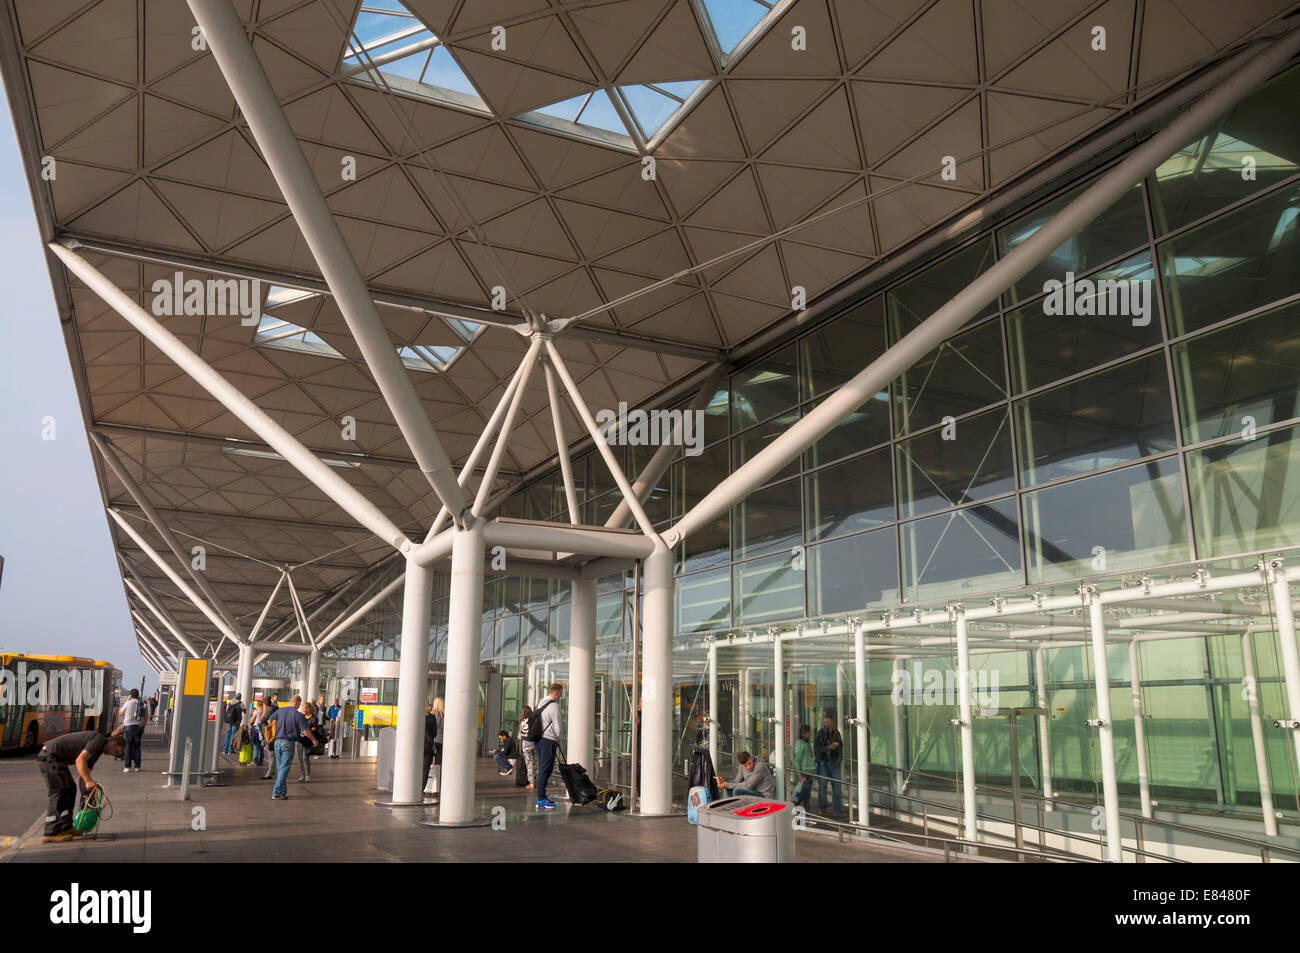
0 654 123 752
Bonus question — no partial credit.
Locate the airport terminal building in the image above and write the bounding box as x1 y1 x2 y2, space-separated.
5 0 1300 860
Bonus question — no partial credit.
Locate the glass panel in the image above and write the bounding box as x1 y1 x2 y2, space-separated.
1006 253 1160 393
1159 181 1300 336
675 445 731 571
676 567 732 634
1186 423 1300 557
596 592 625 643
1015 353 1176 486
803 391 891 465
997 179 1147 306
1141 685 1219 802
731 343 798 430
806 527 899 614
1149 65 1300 235
1023 457 1188 583
1172 299 1300 445
731 408 799 481
896 408 1015 518
900 497 1022 601
800 296 886 399
733 552 804 626
805 447 893 541
894 319 1006 435
734 477 802 560
887 238 997 337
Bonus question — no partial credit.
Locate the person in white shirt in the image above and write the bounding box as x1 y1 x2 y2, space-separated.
534 682 563 810
118 689 147 772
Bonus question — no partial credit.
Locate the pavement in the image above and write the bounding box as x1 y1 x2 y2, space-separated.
0 751 45 861
2 742 943 863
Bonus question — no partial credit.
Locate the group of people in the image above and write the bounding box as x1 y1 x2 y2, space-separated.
718 712 846 814
219 692 341 799
483 684 564 810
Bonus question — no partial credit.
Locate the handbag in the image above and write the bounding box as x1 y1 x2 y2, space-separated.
424 763 441 795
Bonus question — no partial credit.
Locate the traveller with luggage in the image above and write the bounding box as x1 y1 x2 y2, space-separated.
529 683 563 810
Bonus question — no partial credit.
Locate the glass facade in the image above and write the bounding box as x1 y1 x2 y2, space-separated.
322 66 1300 824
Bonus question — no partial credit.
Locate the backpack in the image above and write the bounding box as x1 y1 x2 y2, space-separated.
226 702 242 726
525 699 554 743
595 788 625 812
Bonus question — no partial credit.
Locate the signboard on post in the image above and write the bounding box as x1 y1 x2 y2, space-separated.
168 657 215 787
360 687 379 704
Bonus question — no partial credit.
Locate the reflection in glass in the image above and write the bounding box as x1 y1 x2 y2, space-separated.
734 478 802 560
1159 182 1300 335
1006 253 1159 394
801 296 886 399
806 527 898 614
897 408 1015 517
1172 299 1300 445
900 497 1022 601
677 567 731 633
887 238 997 338
1015 354 1176 486
1149 65 1300 235
1187 423 1300 557
998 178 1147 306
895 319 1006 434
734 552 804 625
805 447 893 540
731 343 798 430
1023 457 1188 582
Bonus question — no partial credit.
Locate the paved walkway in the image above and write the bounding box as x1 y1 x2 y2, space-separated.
3 745 940 863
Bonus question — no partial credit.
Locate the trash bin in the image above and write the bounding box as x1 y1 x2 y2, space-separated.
375 726 396 792
697 796 796 863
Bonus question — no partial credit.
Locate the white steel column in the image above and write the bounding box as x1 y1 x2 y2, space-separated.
1241 628 1278 837
739 669 750 755
568 577 597 771
892 656 905 794
391 559 433 805
471 339 540 517
640 543 674 814
236 641 254 725
543 359 582 525
1088 592 1123 862
1034 647 1054 811
307 648 321 703
954 608 978 842
1269 562 1300 779
707 638 719 772
439 522 487 824
772 636 785 799
1127 640 1153 819
187 0 465 518
854 626 869 825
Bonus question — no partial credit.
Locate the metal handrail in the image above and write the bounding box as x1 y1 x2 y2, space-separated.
892 764 1300 860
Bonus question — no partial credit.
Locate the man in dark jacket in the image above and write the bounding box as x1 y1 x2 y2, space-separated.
489 730 516 775
814 713 844 815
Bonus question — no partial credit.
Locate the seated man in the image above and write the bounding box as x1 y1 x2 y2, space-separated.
488 730 516 776
717 750 776 800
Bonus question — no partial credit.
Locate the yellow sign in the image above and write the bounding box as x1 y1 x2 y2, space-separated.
182 659 209 697
360 704 397 727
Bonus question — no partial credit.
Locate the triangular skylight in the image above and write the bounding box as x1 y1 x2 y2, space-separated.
399 343 463 373
341 1 484 110
695 0 784 59
517 81 709 150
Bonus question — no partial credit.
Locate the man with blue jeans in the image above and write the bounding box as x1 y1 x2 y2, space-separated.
118 689 146 772
814 714 844 815
222 694 244 753
266 695 317 800
535 682 563 810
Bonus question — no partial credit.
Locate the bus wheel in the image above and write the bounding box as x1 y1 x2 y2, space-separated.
24 723 37 752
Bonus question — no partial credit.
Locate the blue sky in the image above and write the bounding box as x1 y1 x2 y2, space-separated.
0 78 150 695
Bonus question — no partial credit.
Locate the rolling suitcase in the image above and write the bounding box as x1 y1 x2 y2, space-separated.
327 735 340 759
557 751 600 805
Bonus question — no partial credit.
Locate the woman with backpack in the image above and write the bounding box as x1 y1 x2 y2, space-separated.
517 705 537 790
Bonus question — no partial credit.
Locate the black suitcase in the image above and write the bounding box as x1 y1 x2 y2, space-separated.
558 758 600 805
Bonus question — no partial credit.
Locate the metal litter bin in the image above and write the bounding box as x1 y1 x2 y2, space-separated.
375 726 396 792
697 796 796 863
